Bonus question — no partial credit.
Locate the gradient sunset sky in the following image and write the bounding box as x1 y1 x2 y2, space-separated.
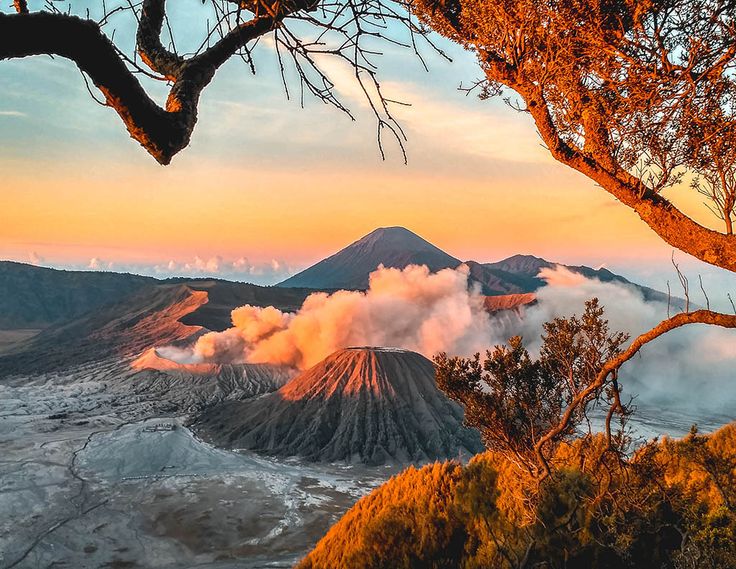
1 2 733 295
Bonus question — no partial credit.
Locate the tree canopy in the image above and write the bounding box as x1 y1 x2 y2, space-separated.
412 0 736 271
435 299 629 474
298 425 736 569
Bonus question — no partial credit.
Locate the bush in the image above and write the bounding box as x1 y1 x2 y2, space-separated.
299 425 736 569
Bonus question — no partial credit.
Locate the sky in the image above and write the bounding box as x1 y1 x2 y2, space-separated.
1 1 734 299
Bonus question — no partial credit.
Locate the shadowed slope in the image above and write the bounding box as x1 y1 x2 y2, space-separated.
0 278 314 376
0 261 155 329
131 348 293 407
0 284 208 376
196 347 483 465
131 347 294 400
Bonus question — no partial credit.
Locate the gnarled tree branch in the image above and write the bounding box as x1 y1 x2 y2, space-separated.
0 10 277 164
517 84 736 273
2 0 418 164
412 0 736 274
533 309 736 478
137 0 183 80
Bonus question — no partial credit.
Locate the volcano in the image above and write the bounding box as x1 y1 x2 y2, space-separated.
278 226 460 290
130 347 294 404
196 347 483 465
277 227 672 303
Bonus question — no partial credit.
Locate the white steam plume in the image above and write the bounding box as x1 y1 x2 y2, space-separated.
160 263 735 427
493 266 736 423
188 264 493 369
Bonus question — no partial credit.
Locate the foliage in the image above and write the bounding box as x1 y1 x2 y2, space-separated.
298 424 736 569
295 461 466 569
434 299 628 472
411 0 736 270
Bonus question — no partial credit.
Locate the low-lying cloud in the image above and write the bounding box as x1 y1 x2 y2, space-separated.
494 266 736 419
21 252 294 285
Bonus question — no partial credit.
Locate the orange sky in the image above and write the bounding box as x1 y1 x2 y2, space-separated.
0 31 728 287
0 157 660 263
0 145 714 271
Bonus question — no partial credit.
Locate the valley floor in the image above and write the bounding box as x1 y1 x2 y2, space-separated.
0 373 393 569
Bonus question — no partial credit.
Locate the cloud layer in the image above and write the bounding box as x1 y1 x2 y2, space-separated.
23 252 294 285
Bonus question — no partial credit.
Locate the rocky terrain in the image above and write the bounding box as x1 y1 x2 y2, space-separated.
0 365 392 569
131 348 295 407
0 277 312 377
0 227 705 568
195 347 484 464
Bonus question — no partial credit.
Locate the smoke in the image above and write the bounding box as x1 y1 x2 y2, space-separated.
156 345 203 365
495 266 736 421
489 265 666 351
28 251 45 266
184 264 493 369
160 263 735 425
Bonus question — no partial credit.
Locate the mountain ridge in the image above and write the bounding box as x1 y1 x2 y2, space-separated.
279 227 460 290
195 347 483 465
0 261 156 329
277 227 670 303
0 227 673 360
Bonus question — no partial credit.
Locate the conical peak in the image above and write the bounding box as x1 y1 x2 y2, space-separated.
279 347 434 401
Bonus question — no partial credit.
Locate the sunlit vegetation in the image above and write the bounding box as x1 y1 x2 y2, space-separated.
300 301 736 568
434 299 629 476
298 425 736 569
412 0 736 271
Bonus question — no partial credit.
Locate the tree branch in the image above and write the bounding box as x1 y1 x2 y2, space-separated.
533 309 736 478
0 11 274 164
137 0 183 80
518 84 736 273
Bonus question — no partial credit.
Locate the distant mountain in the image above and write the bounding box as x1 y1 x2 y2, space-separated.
277 227 679 303
0 261 155 329
0 278 313 376
195 347 483 465
0 232 674 376
171 278 310 331
464 259 545 295
278 227 460 289
277 228 671 303
479 254 672 304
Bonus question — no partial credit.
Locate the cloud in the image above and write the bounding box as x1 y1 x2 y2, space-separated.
17 252 296 285
87 257 114 270
151 255 295 283
159 263 736 426
490 266 736 419
0 110 26 117
314 57 551 165
174 264 493 369
386 81 551 165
